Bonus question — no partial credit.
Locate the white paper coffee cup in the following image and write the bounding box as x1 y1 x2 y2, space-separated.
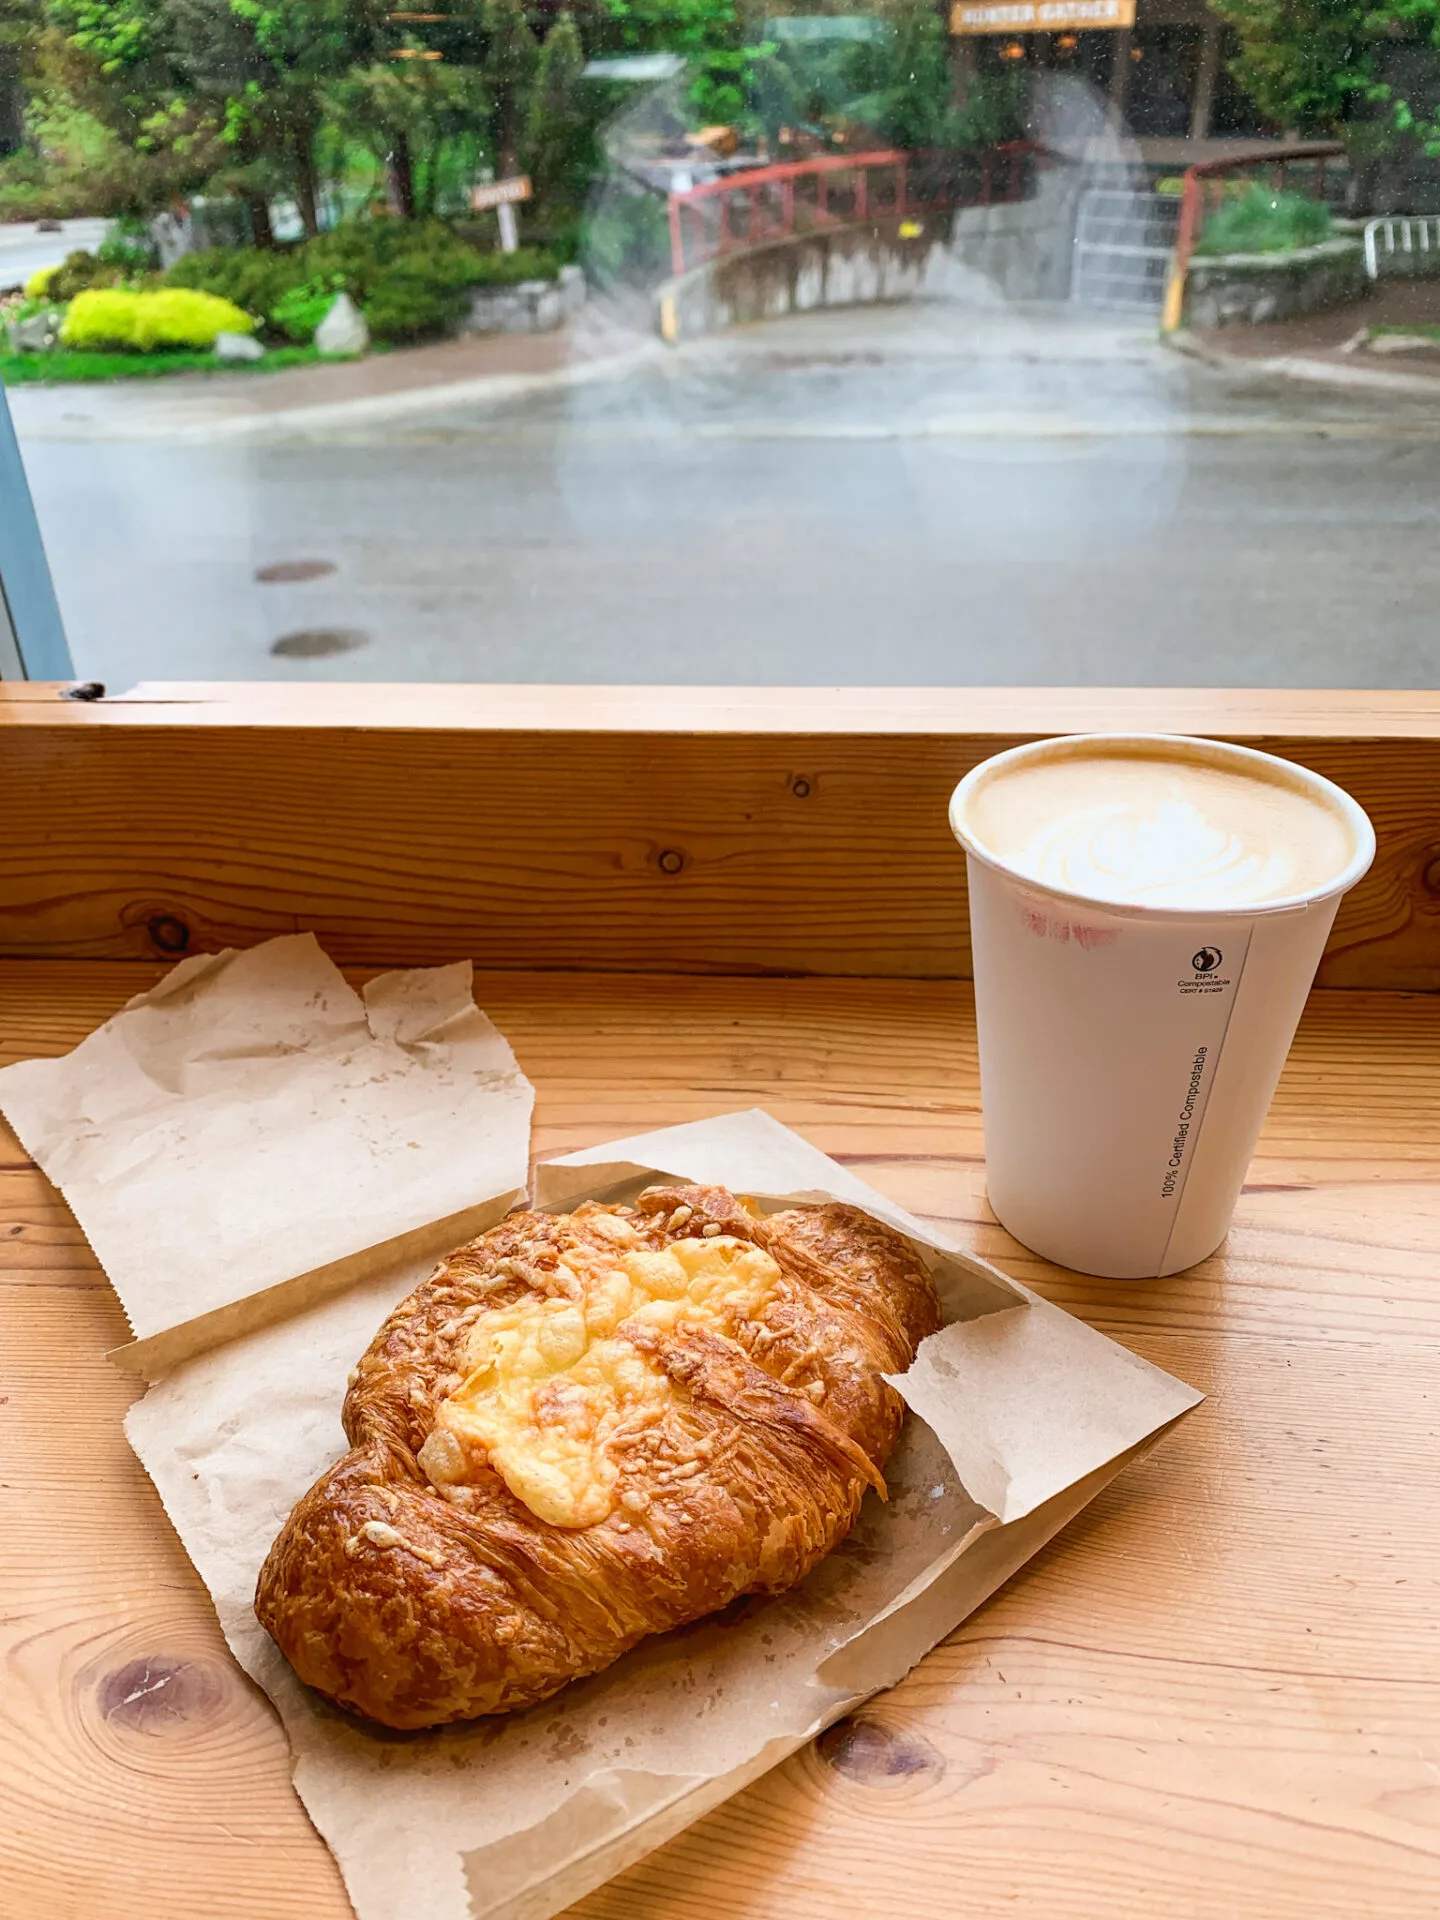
949 734 1375 1278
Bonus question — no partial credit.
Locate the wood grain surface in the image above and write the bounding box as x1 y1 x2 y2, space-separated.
2 962 1437 1920
3 698 1439 986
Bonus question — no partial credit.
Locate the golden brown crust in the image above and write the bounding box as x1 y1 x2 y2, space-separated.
254 1184 940 1729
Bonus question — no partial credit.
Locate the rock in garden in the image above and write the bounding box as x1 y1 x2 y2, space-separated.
1366 332 1440 356
215 331 265 362
315 292 369 356
7 308 60 353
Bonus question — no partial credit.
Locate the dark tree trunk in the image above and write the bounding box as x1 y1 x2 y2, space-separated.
292 123 321 239
950 35 975 111
386 131 416 219
0 51 25 157
246 192 275 249
497 93 522 182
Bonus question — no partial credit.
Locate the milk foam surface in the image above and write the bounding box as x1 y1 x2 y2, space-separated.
963 746 1355 909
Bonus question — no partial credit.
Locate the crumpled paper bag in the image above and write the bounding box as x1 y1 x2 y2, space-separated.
0 932 534 1369
124 1108 1202 1920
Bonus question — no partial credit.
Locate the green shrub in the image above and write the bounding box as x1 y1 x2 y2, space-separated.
26 250 124 304
581 192 671 288
467 247 562 285
453 220 572 268
299 222 561 341
97 217 159 275
157 220 563 348
163 245 308 321
355 271 460 343
521 221 582 266
1194 186 1333 257
61 287 257 351
300 218 445 279
270 274 350 342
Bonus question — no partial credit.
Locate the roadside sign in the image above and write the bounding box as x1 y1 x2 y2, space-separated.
582 52 685 80
950 0 1133 29
762 15 887 41
471 176 532 210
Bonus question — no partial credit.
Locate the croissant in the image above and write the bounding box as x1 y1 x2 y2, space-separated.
255 1182 941 1729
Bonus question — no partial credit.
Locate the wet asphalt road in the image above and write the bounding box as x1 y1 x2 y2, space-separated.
16 303 1440 688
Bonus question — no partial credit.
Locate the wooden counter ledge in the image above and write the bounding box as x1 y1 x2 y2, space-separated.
1 687 1437 1920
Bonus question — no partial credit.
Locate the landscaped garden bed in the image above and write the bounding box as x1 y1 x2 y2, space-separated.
1185 186 1366 329
2 217 572 381
0 0 1035 382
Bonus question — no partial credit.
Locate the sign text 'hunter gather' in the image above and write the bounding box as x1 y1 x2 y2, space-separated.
950 0 1135 31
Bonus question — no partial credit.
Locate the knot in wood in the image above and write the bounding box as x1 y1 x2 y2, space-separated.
817 1714 945 1785
96 1656 226 1735
147 913 191 954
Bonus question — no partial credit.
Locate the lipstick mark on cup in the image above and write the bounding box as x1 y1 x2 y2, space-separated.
1020 907 1118 950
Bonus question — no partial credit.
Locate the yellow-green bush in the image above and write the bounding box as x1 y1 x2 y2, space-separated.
60 287 256 352
24 265 59 300
58 289 135 346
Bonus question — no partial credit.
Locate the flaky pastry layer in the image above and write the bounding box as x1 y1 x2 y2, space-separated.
255 1183 941 1729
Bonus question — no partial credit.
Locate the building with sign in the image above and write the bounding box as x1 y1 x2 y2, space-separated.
952 0 1273 159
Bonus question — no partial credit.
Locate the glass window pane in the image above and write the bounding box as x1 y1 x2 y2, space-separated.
1 0 1436 688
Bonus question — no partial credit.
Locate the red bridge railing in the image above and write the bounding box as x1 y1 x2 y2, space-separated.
1161 140 1345 333
667 144 1042 278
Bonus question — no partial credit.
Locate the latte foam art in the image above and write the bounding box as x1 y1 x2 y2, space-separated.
963 749 1355 910
1017 796 1294 907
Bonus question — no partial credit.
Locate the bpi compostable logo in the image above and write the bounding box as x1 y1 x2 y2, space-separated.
1178 946 1230 996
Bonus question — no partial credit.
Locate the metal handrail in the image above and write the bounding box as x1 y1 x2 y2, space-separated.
666 143 1042 277
1160 141 1346 333
1364 213 1440 280
675 148 909 205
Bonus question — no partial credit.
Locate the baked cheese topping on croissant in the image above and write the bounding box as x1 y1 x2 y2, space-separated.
430 1223 785 1528
255 1182 941 1729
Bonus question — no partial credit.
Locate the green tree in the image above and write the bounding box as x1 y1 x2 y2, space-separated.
831 0 1034 151
596 0 761 127
325 0 496 219
1210 0 1440 149
27 0 239 225
223 0 364 235
326 57 489 218
596 0 742 62
332 0 532 216
849 0 954 148
44 0 352 234
482 0 536 175
522 10 591 209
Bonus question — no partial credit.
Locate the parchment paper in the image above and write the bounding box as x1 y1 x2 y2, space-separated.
126 1110 1202 1920
0 933 534 1367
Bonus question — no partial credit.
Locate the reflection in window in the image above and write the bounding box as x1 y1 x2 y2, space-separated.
0 0 1436 689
